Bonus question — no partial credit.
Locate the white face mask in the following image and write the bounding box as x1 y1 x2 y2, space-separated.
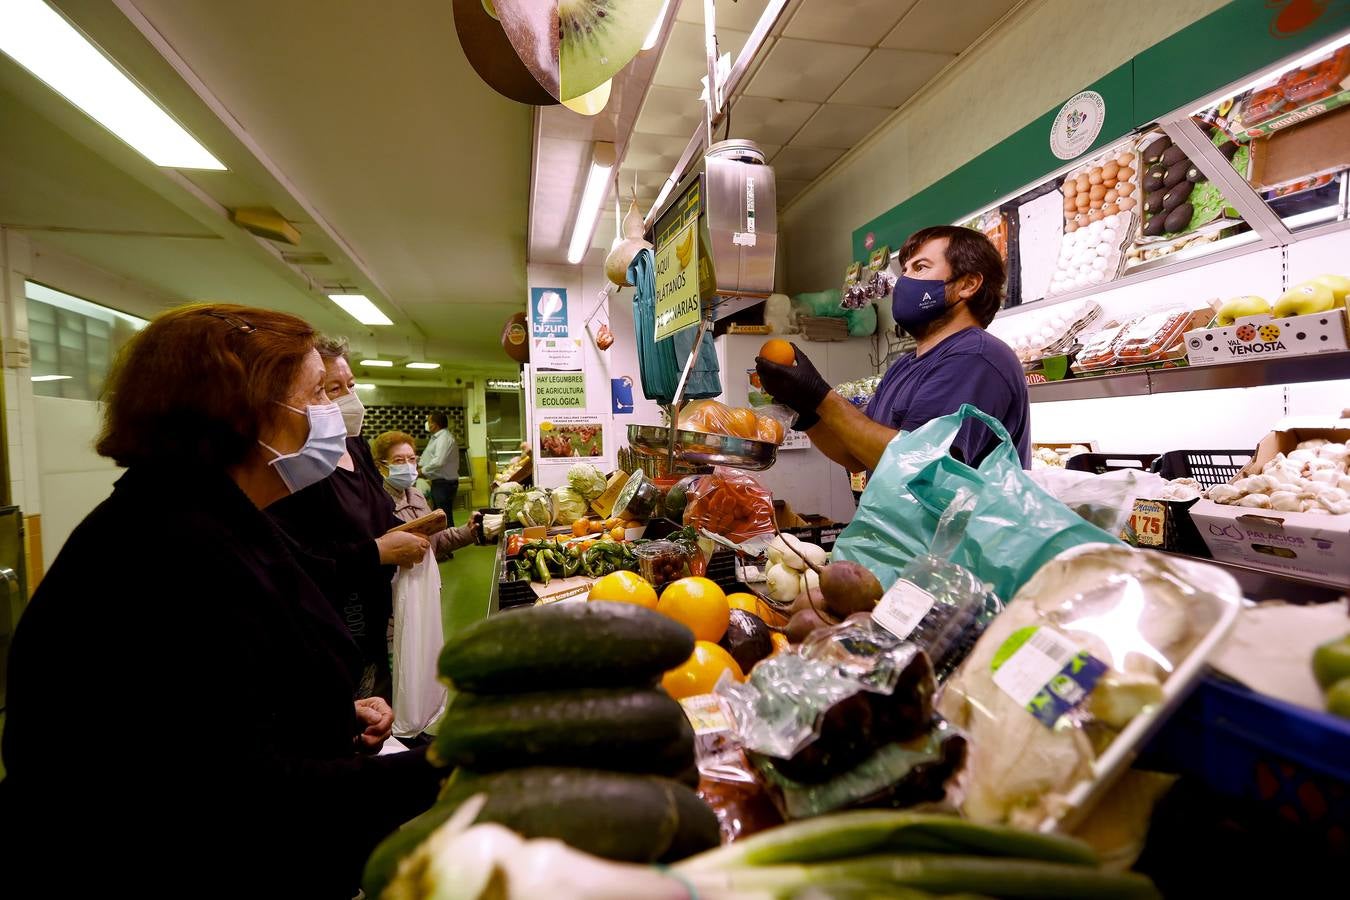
425 422 433 433
335 390 365 436
258 402 347 494
385 462 416 491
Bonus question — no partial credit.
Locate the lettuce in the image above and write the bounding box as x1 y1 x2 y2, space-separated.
567 463 608 501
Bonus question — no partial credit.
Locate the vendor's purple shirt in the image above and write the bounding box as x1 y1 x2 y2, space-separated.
865 327 1031 468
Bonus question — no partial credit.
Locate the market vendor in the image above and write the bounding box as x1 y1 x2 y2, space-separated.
0 304 440 895
756 225 1030 472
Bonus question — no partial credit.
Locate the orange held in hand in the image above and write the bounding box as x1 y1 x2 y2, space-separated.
760 339 795 366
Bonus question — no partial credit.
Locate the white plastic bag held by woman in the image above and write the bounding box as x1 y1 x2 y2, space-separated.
391 549 447 737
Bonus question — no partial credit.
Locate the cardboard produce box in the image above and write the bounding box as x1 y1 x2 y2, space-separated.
1184 308 1349 366
1189 426 1350 586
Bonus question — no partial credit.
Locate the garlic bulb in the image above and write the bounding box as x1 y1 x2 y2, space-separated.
1287 449 1318 464
1301 499 1323 513
1269 491 1301 512
1234 475 1278 494
1207 484 1242 504
1237 493 1272 508
1309 469 1340 485
1318 443 1349 465
1296 438 1329 451
1305 507 1332 516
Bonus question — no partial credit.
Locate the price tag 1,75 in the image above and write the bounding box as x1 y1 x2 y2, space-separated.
1125 499 1166 547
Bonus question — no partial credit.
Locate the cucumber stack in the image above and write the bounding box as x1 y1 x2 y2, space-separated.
364 602 719 898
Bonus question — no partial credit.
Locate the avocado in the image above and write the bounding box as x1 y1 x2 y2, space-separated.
1145 189 1167 214
1164 202 1194 234
1164 159 1189 188
1161 145 1188 167
1144 165 1167 192
1141 136 1171 165
1144 213 1168 237
1163 180 1194 211
1218 140 1240 160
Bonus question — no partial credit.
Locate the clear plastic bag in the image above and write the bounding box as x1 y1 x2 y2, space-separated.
938 543 1241 831
1028 468 1172 536
678 399 796 445
682 467 777 544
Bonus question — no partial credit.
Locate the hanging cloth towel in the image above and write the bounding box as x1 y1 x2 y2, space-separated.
672 316 722 400
629 248 679 402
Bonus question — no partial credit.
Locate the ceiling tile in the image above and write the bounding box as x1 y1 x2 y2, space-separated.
789 103 892 149
782 0 919 46
829 48 952 108
775 178 812 205
634 85 706 136
743 38 869 102
882 0 1021 53
624 131 689 175
655 21 752 90
676 0 774 32
725 95 818 146
769 145 844 181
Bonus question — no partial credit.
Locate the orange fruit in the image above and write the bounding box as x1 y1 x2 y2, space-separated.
657 576 730 642
726 407 759 440
726 592 761 614
770 632 790 654
760 339 796 366
756 415 785 444
588 571 658 610
662 640 745 699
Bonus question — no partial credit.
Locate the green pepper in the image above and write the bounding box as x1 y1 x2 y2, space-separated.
533 551 552 584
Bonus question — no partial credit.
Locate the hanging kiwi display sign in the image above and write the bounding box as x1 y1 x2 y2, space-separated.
652 219 701 342
452 0 557 105
493 0 664 102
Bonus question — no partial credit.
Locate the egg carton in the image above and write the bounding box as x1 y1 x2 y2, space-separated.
1007 301 1102 363
1049 144 1142 297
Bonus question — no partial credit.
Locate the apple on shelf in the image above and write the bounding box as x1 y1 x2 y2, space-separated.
1216 295 1271 325
1186 273 1350 367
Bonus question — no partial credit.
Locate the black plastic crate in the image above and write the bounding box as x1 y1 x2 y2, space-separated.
1065 452 1158 474
1155 449 1252 489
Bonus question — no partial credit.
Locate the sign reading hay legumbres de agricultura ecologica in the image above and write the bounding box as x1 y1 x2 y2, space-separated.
653 219 700 342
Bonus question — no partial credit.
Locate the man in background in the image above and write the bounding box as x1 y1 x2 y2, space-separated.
420 411 459 523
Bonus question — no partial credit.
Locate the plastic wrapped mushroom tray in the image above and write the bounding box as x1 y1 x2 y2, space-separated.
628 424 778 471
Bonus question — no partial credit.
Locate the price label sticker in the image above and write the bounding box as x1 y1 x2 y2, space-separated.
1126 499 1167 547
991 626 1106 728
872 579 935 639
680 694 731 735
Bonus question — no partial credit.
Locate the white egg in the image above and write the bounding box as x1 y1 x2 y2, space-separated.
1074 275 1089 289
1091 257 1109 271
1088 270 1105 284
1096 244 1111 257
1101 228 1118 244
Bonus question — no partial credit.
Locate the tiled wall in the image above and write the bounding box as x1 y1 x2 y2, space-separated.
361 405 466 448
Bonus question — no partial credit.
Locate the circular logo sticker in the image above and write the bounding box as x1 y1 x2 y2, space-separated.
864 232 876 251
1050 90 1106 160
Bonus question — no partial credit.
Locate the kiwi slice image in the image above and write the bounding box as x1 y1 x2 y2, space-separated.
453 0 557 104
495 0 663 101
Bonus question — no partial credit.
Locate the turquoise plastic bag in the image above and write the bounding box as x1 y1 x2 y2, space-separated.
832 405 1120 602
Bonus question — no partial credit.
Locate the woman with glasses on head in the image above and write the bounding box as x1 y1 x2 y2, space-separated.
0 305 439 896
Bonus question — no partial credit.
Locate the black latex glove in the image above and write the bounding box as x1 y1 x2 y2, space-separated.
754 343 829 431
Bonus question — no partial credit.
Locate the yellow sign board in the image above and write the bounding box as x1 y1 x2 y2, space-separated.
653 218 701 342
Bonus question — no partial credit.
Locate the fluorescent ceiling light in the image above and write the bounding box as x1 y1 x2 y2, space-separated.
359 359 394 367
354 383 376 390
0 0 225 169
406 362 440 370
642 0 671 51
31 374 72 382
567 142 616 265
329 294 393 326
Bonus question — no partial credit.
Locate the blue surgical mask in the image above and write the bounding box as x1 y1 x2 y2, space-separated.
259 401 347 494
892 275 950 332
385 463 416 492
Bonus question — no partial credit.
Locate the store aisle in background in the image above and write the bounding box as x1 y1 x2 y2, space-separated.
437 544 497 639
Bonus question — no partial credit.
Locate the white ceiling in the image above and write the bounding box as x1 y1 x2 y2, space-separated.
605 0 1024 237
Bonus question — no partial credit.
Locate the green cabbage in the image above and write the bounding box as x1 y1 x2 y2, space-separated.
551 487 588 525
503 490 528 523
519 488 554 527
491 481 524 509
567 463 608 501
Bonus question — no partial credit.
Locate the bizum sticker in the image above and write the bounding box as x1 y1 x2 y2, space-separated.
990 626 1106 728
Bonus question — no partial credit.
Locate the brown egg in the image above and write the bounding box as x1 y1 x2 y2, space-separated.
1064 196 1078 212
1104 189 1119 204
1116 152 1134 168
1116 166 1135 182
1076 174 1090 192
1066 221 1079 233
1102 161 1120 180
1088 209 1104 222
1103 176 1118 188
1090 184 1107 201
1076 192 1090 210
1062 181 1076 196
1116 181 1134 198
1101 201 1120 216
1117 196 1137 211
1075 213 1089 227
1088 168 1103 185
